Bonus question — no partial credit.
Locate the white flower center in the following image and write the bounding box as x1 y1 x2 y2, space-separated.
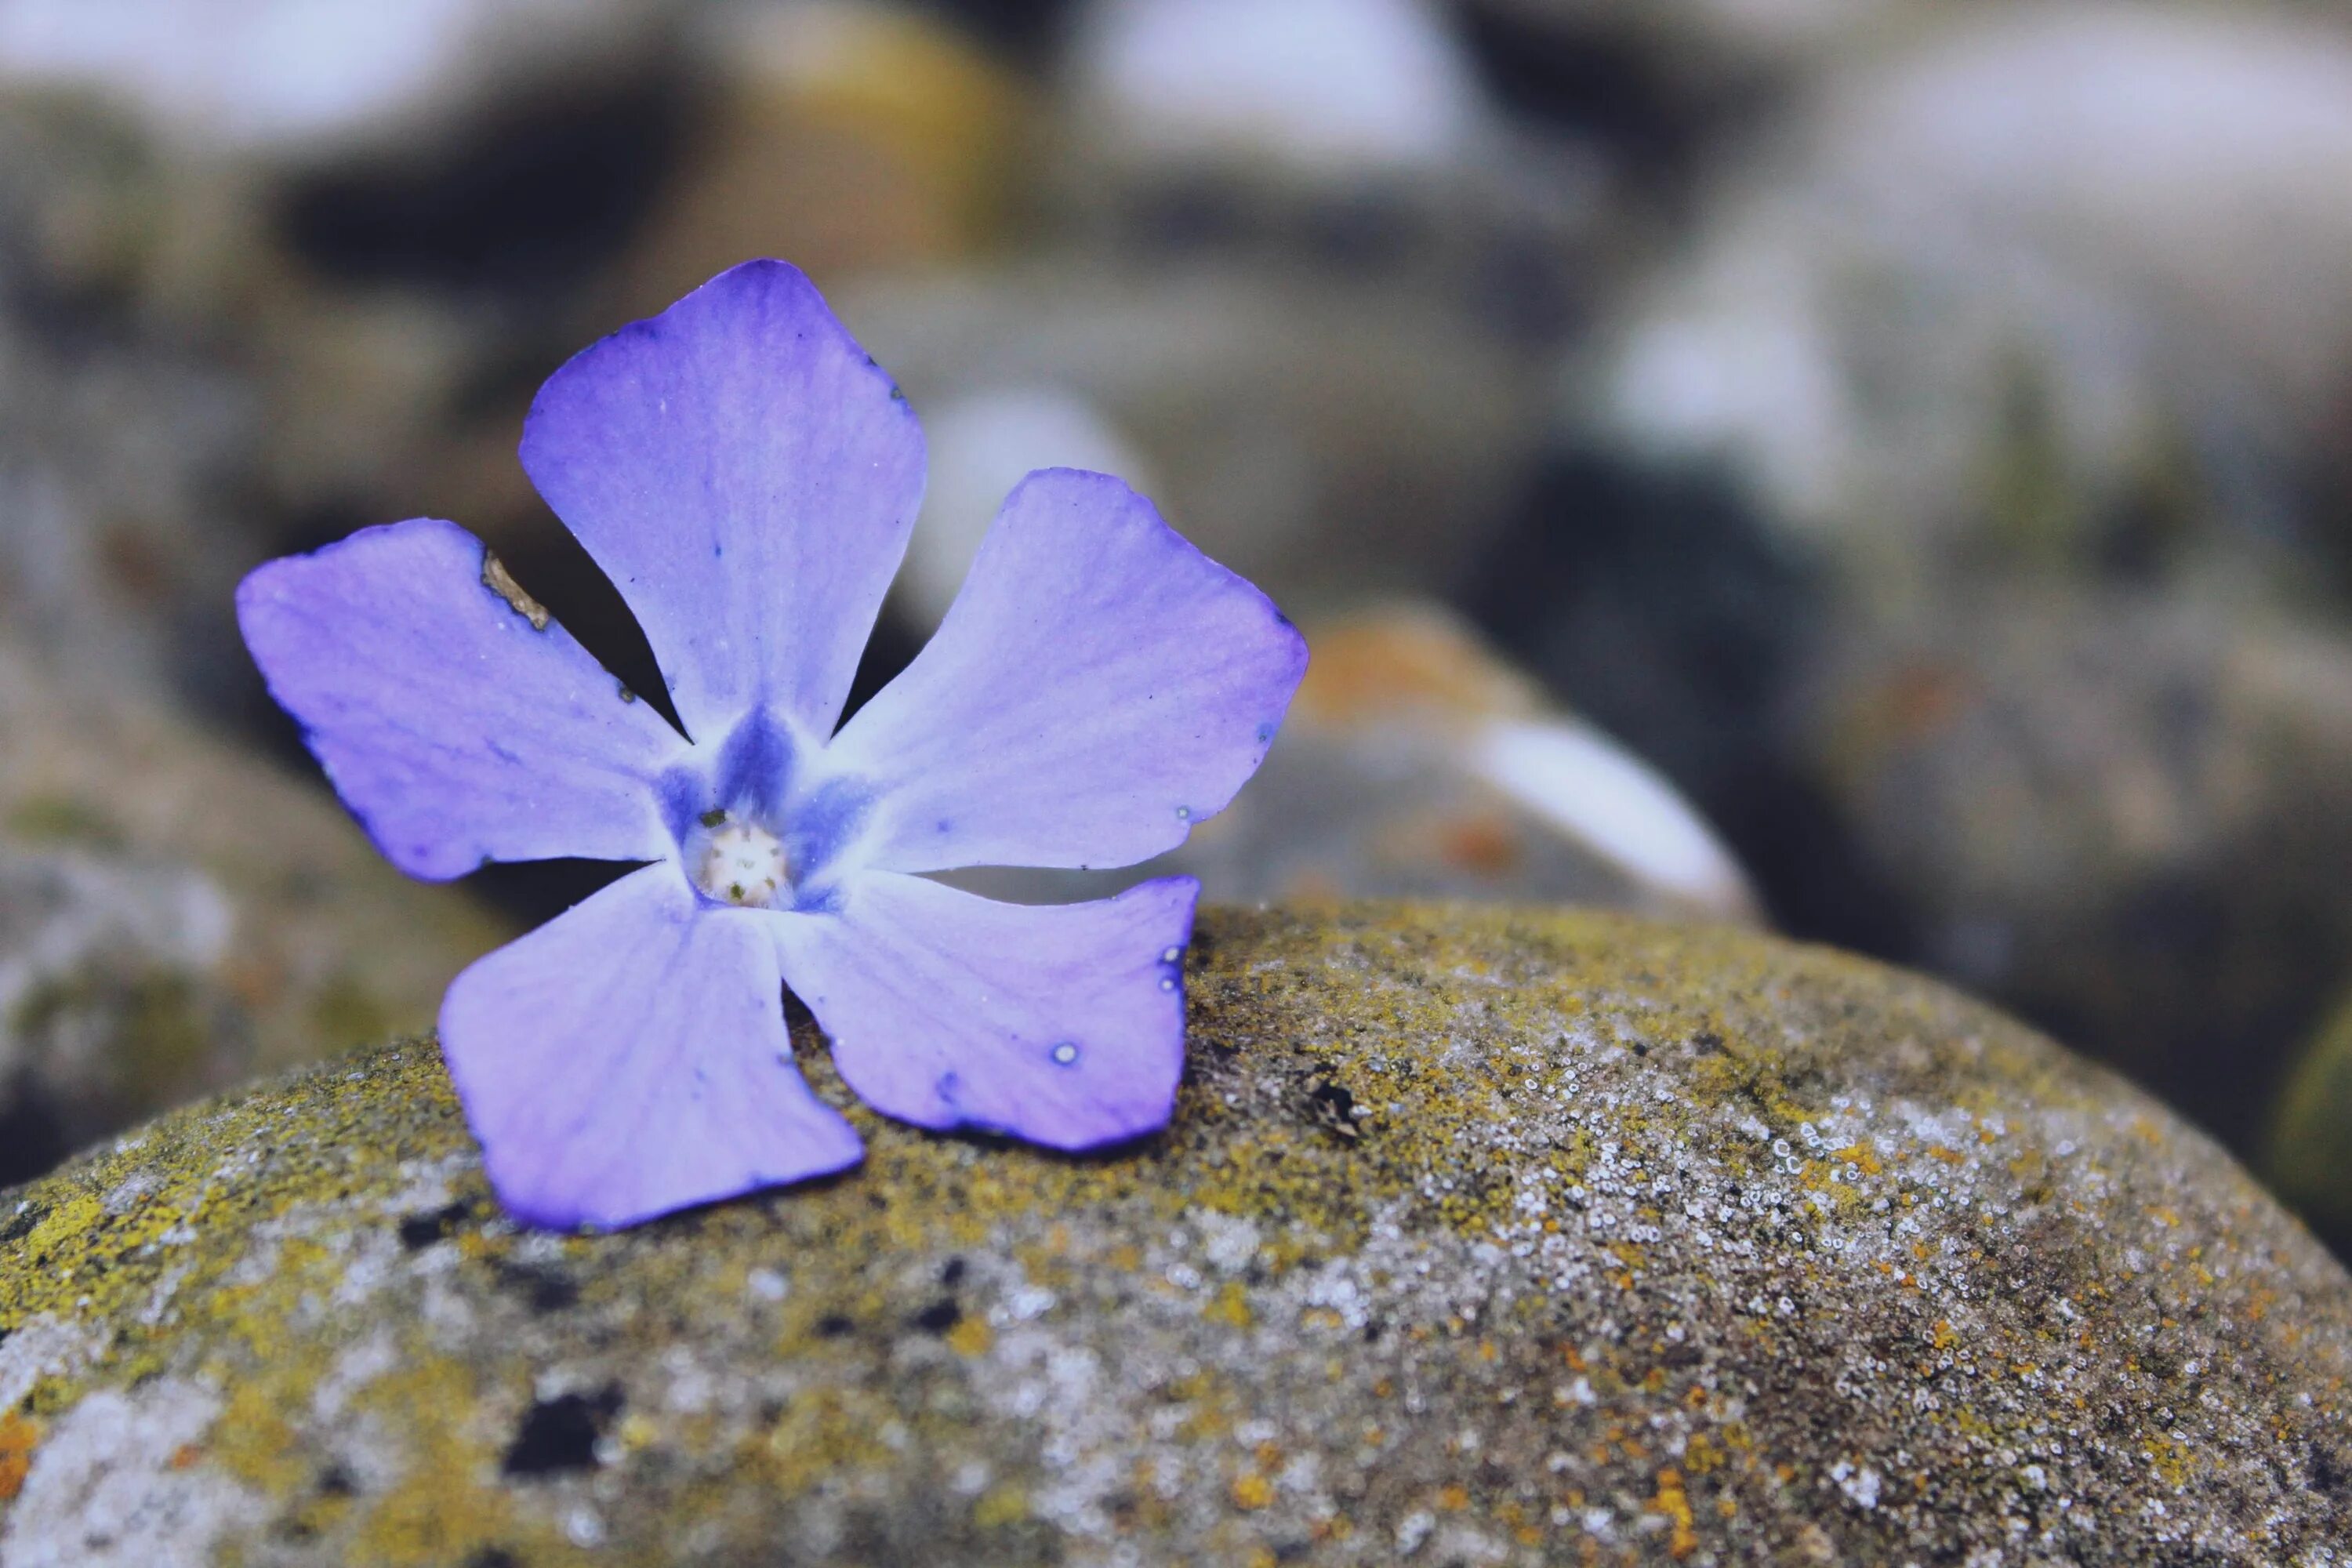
694 818 788 907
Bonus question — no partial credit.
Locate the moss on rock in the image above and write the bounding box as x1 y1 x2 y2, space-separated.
1 903 2347 1565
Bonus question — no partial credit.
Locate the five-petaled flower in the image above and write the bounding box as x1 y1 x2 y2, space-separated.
237 260 1307 1229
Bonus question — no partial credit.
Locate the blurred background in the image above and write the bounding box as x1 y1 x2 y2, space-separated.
3 0 2352 1254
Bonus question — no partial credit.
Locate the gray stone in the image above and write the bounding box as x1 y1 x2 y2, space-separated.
2 902 2346 1564
1798 586 2352 1151
844 261 1546 626
1583 5 2352 607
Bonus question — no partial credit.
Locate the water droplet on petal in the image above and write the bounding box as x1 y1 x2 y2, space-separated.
1161 946 1182 964
1159 978 1177 992
1050 1042 1080 1066
1174 805 1190 820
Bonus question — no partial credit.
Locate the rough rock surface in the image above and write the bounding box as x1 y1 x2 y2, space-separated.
2 904 2347 1566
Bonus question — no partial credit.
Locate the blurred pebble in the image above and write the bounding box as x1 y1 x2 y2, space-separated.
1582 5 2352 605
0 0 670 158
846 260 1543 622
1180 602 1759 917
949 602 1759 922
894 384 1157 630
618 0 1033 315
1800 587 2352 1148
1068 0 1490 180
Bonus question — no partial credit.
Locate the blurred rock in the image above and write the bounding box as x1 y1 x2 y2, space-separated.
1171 603 1757 917
893 386 1158 630
0 0 693 714
1583 5 2352 608
1058 0 1595 343
0 0 672 161
1800 588 2352 1149
848 261 1544 623
943 603 1757 920
2265 984 2352 1256
1068 0 1490 182
619 0 1033 317
0 637 510 1184
1458 0 1909 81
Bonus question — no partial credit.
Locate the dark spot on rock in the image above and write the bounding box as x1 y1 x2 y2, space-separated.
940 1257 967 1287
318 1464 358 1497
1661 1344 1703 1368
2309 1442 2349 1498
497 1262 580 1314
397 1201 472 1250
913 1298 961 1334
464 1551 523 1568
1305 1076 1359 1140
1632 1042 1650 1057
501 1385 622 1478
815 1313 855 1338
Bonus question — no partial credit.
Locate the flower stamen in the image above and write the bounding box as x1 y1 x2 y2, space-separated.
694 815 788 907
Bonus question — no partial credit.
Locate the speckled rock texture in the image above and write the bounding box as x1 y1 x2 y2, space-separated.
2 904 2347 1566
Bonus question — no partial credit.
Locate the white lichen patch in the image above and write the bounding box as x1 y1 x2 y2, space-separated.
0 1314 104 1415
0 1378 263 1568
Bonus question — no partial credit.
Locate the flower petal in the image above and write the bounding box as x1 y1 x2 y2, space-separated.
520 260 926 743
237 517 687 880
772 871 1198 1149
825 469 1307 873
441 864 862 1229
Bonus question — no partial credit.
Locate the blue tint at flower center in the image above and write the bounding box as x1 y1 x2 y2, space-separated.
657 706 873 912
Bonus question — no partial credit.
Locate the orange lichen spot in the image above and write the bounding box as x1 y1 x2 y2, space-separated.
0 1413 41 1501
169 1443 205 1470
1436 811 1523 877
1438 1484 1472 1512
1291 606 1538 731
1231 1472 1275 1510
1648 1468 1698 1558
1927 1145 1966 1164
945 1316 994 1358
1476 1339 1500 1363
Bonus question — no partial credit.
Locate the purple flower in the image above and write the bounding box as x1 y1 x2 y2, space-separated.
236 261 1307 1229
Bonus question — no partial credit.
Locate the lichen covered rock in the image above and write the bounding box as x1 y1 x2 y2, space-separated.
2 905 2347 1565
